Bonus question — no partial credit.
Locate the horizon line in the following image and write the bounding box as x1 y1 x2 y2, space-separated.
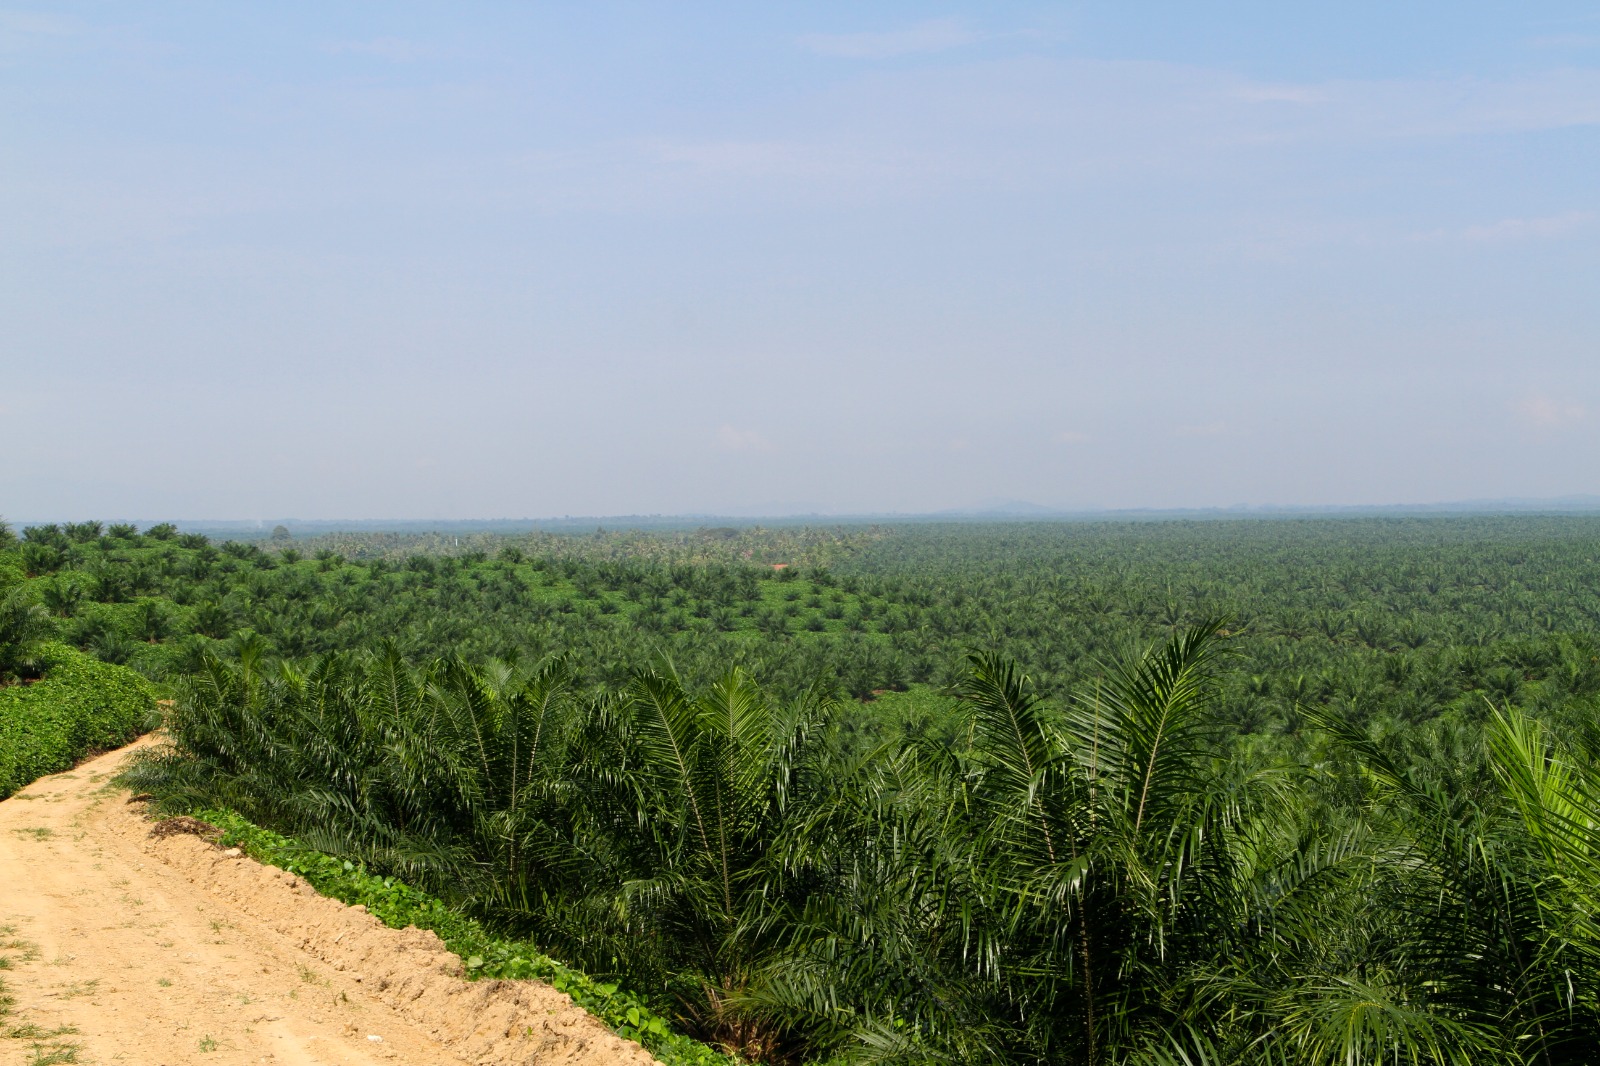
9 494 1600 529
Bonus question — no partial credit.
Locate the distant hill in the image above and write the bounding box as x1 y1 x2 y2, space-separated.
16 495 1600 539
936 499 1063 517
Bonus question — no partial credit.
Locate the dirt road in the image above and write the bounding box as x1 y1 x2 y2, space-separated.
0 740 655 1066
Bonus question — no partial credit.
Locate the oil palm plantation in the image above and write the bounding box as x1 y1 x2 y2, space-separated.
547 667 841 1059
121 614 1600 1065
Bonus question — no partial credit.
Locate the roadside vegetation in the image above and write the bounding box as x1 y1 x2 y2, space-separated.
1 521 156 799
7 513 1600 1062
190 809 733 1066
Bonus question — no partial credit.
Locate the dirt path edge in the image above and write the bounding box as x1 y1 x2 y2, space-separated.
0 739 657 1066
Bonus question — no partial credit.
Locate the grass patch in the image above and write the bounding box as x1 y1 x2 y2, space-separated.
1 980 81 1066
0 931 39 968
27 1042 81 1065
4 1024 79 1040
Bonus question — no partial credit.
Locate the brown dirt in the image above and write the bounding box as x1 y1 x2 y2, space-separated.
0 739 657 1066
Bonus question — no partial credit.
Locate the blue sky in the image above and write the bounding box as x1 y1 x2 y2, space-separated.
4 3 1598 519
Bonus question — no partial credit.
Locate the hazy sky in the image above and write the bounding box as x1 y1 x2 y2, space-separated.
4 3 1598 520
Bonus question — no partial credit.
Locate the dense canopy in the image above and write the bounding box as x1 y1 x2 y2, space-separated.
6 515 1600 1063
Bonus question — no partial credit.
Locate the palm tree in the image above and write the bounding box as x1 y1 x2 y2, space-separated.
0 586 52 681
1301 705 1563 1064
1488 707 1600 1057
750 624 1251 1065
580 666 838 1059
961 621 1248 1063
39 579 85 618
136 599 172 643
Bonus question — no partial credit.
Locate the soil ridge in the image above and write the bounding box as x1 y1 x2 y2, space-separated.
0 738 653 1066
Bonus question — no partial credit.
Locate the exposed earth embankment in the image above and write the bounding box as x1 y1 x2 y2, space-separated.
0 739 653 1066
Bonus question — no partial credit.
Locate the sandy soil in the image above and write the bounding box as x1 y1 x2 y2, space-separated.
0 740 656 1066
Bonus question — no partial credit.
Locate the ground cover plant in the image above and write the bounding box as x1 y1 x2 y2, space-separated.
0 641 156 799
11 514 1600 1062
1 522 157 798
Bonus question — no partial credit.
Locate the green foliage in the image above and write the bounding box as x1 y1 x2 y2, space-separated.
0 525 914 691
0 643 155 799
9 515 1600 736
0 586 54 682
605 668 839 1057
122 649 842 1059
22 515 1600 1062
122 615 1600 1063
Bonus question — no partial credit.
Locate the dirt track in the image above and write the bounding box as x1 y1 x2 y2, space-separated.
0 740 654 1066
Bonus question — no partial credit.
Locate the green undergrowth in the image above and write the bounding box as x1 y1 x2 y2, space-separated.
0 642 155 799
191 808 736 1066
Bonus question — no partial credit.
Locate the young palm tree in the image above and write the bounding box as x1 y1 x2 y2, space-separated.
966 621 1249 1063
1298 705 1563 1064
1488 707 1600 1057
749 623 1251 1065
39 578 86 618
0 586 52 681
582 666 838 1060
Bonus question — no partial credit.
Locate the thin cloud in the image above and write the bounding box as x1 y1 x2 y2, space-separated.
0 9 123 58
799 18 978 60
1053 430 1090 444
0 10 81 39
1526 33 1600 48
647 138 882 180
1402 212 1596 247
1232 84 1329 104
324 37 427 62
716 425 772 452
1175 422 1229 438
1516 395 1586 428
1460 211 1595 242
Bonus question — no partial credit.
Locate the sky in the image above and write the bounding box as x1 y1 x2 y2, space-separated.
3 2 1598 521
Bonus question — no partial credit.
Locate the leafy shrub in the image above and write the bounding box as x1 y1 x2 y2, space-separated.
0 642 155 798
0 546 23 591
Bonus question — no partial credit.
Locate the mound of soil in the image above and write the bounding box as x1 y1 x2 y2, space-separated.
0 739 654 1066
